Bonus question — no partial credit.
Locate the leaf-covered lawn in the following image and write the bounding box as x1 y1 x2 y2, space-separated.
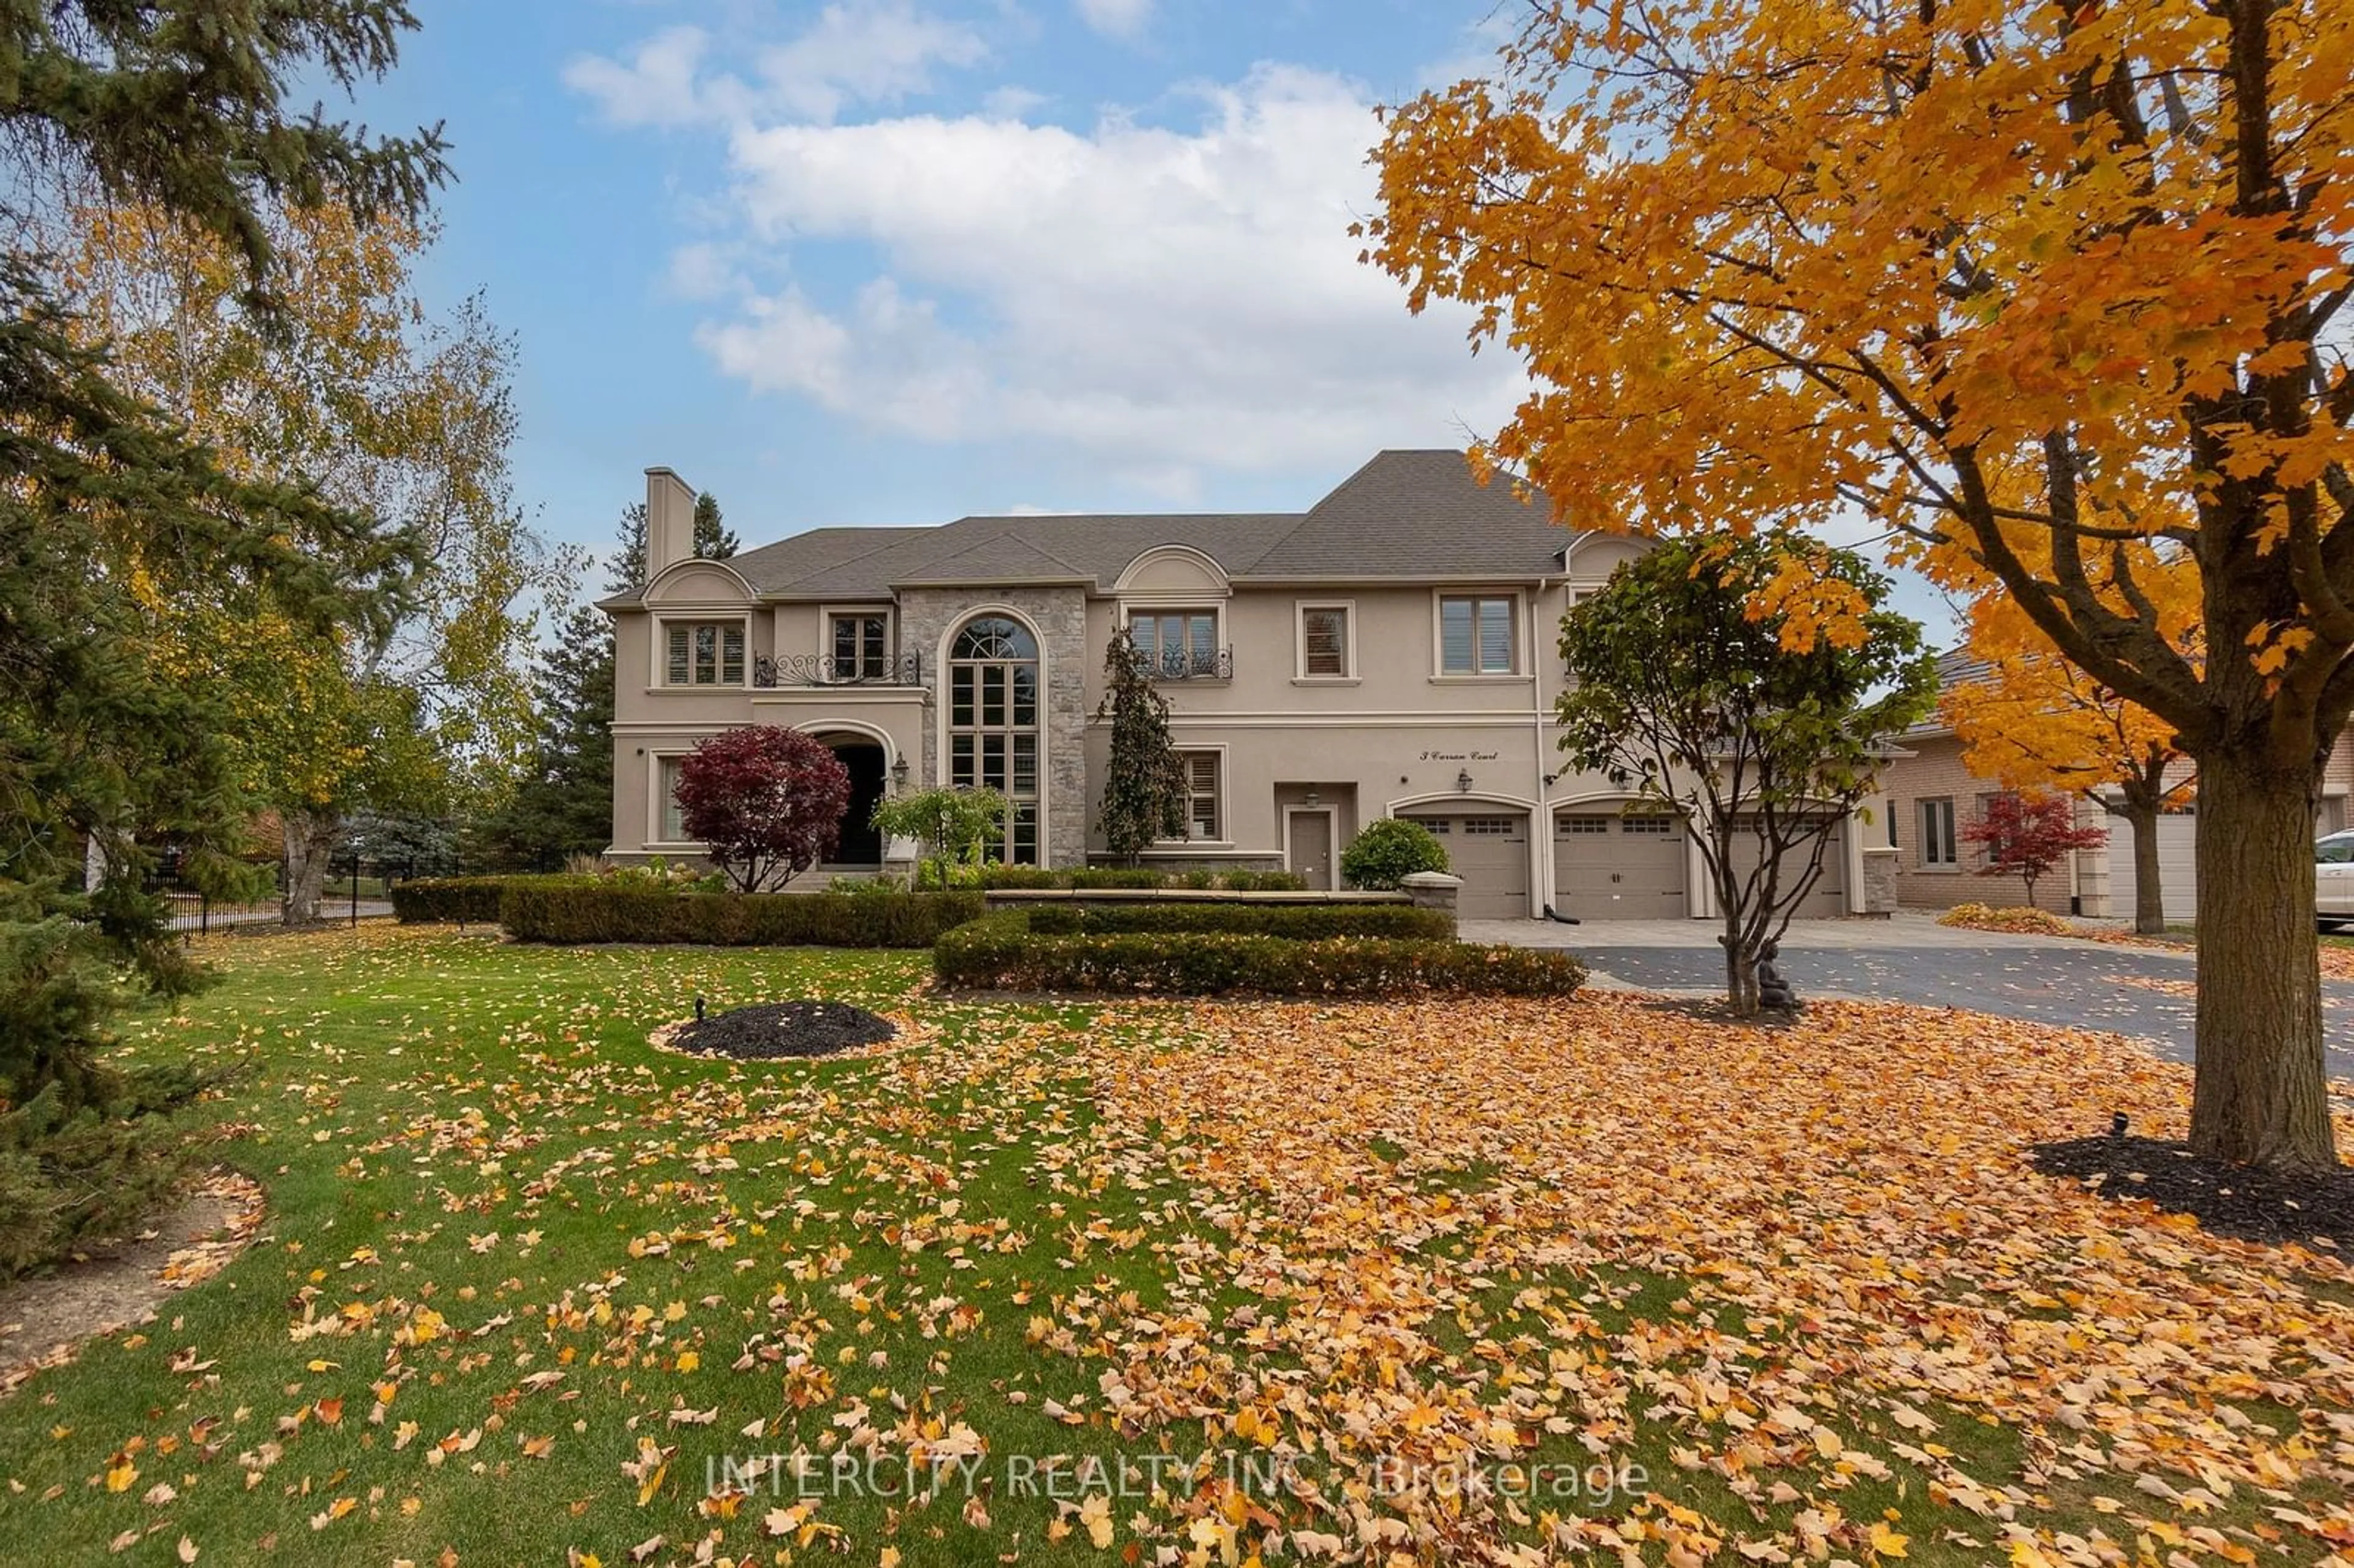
1 927 2349 1566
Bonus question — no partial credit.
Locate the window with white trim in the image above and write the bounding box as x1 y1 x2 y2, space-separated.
1921 797 1957 866
1439 595 1515 674
1300 604 1350 677
829 612 888 678
657 756 688 842
1129 609 1221 678
664 621 745 686
948 616 1041 864
1176 752 1221 840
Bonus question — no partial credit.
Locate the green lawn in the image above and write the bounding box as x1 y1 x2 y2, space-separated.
0 927 2347 1566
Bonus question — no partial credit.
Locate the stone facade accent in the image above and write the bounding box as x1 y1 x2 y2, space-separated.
1859 846 1900 916
896 585 1091 869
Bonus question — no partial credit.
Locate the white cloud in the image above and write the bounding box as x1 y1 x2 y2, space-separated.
564 25 717 127
683 64 1522 481
1075 0 1153 40
565 2 987 129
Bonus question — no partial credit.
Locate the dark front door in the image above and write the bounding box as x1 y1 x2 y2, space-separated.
829 742 886 866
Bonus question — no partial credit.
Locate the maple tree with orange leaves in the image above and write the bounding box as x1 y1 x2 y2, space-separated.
1945 568 2201 933
1363 0 2350 1171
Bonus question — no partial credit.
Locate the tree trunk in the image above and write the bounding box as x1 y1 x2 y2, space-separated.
2120 797 2166 935
2189 752 2339 1171
282 810 340 924
1720 897 1758 1015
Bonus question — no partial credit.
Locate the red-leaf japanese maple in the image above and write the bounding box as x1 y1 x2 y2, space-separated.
1962 793 2111 912
673 726 851 892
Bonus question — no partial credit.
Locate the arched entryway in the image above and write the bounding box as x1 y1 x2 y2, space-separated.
818 736 887 867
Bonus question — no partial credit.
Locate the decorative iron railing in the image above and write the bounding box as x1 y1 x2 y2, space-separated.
753 652 924 688
1137 647 1233 681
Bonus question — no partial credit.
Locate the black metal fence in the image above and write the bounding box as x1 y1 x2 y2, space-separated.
143 862 284 935
142 853 427 934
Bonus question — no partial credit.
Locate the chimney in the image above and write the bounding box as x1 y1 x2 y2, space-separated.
645 467 696 577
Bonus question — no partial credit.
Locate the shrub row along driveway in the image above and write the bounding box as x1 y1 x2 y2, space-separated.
1469 912 2354 1072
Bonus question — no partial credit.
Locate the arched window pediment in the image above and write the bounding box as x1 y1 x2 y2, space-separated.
951 616 1037 662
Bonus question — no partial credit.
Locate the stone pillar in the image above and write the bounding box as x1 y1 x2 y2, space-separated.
1861 846 1900 916
1401 871 1462 914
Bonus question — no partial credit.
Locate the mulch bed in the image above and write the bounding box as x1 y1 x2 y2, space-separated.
662 1000 897 1061
2033 1133 2354 1250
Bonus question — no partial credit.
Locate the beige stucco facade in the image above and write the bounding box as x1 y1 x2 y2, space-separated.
604 459 1883 919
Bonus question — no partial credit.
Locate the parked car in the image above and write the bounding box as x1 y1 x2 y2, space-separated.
2320 831 2354 929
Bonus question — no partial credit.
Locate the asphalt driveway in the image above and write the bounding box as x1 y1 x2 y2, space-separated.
1463 913 2354 1073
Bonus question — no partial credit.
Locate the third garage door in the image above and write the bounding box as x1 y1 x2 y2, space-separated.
1725 816 1848 918
1401 810 1530 920
2109 813 2195 924
1553 812 1687 919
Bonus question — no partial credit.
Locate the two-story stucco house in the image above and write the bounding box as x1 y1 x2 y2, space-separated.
601 450 1879 921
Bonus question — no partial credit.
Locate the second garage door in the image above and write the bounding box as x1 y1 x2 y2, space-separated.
2109 813 2195 924
1553 812 1688 919
1402 811 1530 920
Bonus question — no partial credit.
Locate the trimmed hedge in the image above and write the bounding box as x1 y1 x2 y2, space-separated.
390 877 514 924
499 883 985 946
1024 902 1454 940
934 912 1583 997
978 865 1309 892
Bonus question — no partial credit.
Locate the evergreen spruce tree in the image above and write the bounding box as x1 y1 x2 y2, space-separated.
478 604 619 869
478 500 646 868
1094 630 1189 863
612 502 649 588
0 0 447 1274
692 492 737 559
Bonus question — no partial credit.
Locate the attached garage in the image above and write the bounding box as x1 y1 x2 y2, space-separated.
2108 813 2196 924
1722 816 1849 919
1553 811 1688 920
1401 810 1531 920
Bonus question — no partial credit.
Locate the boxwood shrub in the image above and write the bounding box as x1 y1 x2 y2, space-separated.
978 865 1309 891
1023 902 1454 940
389 877 514 924
499 883 984 946
934 912 1583 997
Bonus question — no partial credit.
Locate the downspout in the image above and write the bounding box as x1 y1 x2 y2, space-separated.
1537 547 1580 924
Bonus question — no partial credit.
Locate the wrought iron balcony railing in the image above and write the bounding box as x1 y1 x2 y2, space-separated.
1137 647 1233 682
754 652 924 688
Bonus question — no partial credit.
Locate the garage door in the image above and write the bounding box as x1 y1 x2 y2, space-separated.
2109 813 2196 923
1553 812 1687 919
1403 811 1529 920
1726 816 1848 919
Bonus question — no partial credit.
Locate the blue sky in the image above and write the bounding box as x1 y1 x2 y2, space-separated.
343 0 1522 576
346 0 1954 636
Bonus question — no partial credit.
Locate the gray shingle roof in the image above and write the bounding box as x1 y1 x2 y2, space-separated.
605 450 1587 604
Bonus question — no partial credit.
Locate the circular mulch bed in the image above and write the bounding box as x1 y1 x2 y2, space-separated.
661 1001 897 1061
2033 1134 2354 1250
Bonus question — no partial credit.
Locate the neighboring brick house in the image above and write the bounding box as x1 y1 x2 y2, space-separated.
598 451 1886 921
1877 652 2354 921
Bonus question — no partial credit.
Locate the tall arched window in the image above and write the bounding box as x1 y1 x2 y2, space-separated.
948 615 1040 864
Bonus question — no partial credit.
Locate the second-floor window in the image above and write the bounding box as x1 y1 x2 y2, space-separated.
666 621 744 686
1300 605 1350 677
1130 610 1219 677
1439 595 1515 674
831 613 888 678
